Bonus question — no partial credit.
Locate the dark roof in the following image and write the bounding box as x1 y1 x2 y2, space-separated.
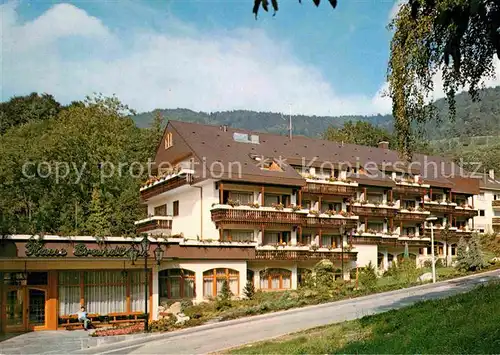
167 120 478 193
475 173 500 191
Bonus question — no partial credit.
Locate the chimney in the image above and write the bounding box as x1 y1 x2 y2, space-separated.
489 169 495 180
378 141 389 149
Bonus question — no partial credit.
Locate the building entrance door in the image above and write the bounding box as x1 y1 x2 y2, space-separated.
4 272 49 332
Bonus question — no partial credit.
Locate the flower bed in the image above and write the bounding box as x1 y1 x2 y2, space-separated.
91 322 144 337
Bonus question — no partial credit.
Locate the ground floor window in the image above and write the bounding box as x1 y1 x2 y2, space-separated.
159 269 195 299
58 270 150 317
203 268 239 298
222 230 254 242
259 268 291 290
377 253 384 268
451 244 457 256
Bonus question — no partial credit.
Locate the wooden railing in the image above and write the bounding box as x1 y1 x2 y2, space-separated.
350 205 398 218
302 182 356 196
211 208 357 228
393 185 428 196
492 217 500 225
304 217 358 229
136 219 172 233
211 208 303 225
453 208 478 218
423 202 457 214
140 175 189 200
255 249 357 261
492 201 500 209
394 212 429 222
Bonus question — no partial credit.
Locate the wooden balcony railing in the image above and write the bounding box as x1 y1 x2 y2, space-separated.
492 201 500 209
394 212 429 222
136 219 172 233
492 217 500 226
393 185 428 196
140 175 190 200
423 202 457 214
453 208 478 218
304 217 358 230
255 249 357 261
302 182 356 196
211 208 303 225
350 205 398 218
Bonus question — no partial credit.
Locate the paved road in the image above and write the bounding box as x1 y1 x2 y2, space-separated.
79 270 500 355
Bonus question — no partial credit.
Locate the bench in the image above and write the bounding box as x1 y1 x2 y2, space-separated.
59 313 101 330
108 312 145 326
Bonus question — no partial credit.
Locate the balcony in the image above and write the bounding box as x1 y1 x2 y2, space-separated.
492 201 500 210
302 181 357 196
393 181 429 196
424 226 473 239
304 215 358 230
423 200 457 214
210 205 358 229
492 217 500 226
140 168 194 201
350 202 399 218
255 248 357 261
211 206 304 226
394 209 430 222
135 216 172 235
453 206 478 218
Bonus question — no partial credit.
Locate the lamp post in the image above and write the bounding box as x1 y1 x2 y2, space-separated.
140 235 150 332
426 216 438 283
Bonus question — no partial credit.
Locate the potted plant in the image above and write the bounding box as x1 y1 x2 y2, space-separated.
272 203 284 211
309 209 320 216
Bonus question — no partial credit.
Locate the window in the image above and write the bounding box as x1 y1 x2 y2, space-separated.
402 200 416 209
259 269 291 290
222 230 254 242
451 244 457 256
479 210 485 217
164 132 173 149
228 191 253 205
173 201 179 216
322 202 342 212
367 222 384 233
321 234 336 247
159 269 195 299
58 270 150 318
203 269 239 298
154 204 168 216
264 232 290 245
366 193 383 203
479 229 485 233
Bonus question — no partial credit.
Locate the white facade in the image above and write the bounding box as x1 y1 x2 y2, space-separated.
474 188 500 234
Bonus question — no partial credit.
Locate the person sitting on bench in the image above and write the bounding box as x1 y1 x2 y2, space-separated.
77 306 91 331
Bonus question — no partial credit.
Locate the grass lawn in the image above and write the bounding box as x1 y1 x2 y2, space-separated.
226 281 500 354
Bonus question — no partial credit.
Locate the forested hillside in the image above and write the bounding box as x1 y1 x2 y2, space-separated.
134 86 500 140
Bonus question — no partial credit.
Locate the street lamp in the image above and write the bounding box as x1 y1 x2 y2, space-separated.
140 235 150 332
426 216 438 283
154 245 165 266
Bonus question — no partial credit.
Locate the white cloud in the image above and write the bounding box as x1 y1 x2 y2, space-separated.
1 2 498 118
1 2 391 116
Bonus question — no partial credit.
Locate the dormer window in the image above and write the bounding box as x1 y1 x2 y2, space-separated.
164 132 173 149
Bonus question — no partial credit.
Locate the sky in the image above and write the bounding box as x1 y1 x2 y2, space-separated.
1 0 499 116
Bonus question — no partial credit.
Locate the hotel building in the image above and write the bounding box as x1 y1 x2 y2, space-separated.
0 120 484 333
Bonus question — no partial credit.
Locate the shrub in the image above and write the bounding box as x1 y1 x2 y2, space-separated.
358 261 377 290
243 280 255 300
395 257 419 285
467 235 488 271
215 279 233 311
180 300 193 312
149 316 176 332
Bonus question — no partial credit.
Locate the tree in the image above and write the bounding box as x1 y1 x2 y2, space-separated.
243 280 256 299
388 0 500 159
215 279 233 311
466 234 487 271
322 121 397 148
358 261 377 290
0 93 61 135
456 237 469 271
252 0 338 18
86 187 112 238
